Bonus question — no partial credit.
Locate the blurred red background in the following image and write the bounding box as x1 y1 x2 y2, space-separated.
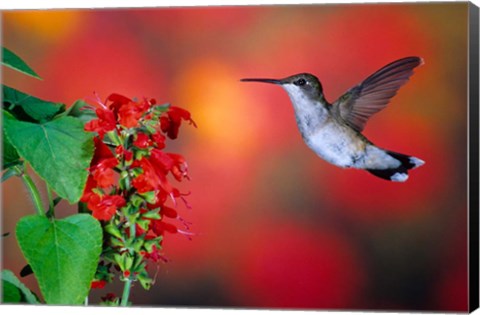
1 3 470 311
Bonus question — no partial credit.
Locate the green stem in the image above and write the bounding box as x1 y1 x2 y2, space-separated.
47 185 54 209
2 167 19 182
120 278 132 307
46 185 55 217
14 166 46 216
120 222 136 306
129 223 136 242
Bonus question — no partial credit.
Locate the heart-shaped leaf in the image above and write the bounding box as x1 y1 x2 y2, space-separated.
2 128 20 169
3 85 65 122
3 111 94 203
1 47 41 79
16 214 102 305
1 269 40 304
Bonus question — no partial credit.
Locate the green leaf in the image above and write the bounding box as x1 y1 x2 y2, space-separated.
3 281 21 302
2 167 20 182
16 214 102 305
2 47 41 79
2 125 21 169
1 269 40 304
137 270 152 290
3 111 94 203
3 85 65 122
104 223 123 239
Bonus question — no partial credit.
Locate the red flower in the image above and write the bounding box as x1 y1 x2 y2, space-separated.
161 206 178 219
115 145 133 162
150 149 189 182
132 152 180 196
92 157 118 188
82 138 116 202
132 158 162 194
105 93 132 113
150 187 190 208
109 95 151 129
87 138 118 188
84 107 116 139
160 106 196 139
135 222 155 239
167 153 189 181
133 132 151 149
151 132 166 149
151 218 194 240
87 194 126 221
118 101 144 128
91 279 107 289
152 220 178 235
143 244 168 263
91 137 114 163
80 175 97 203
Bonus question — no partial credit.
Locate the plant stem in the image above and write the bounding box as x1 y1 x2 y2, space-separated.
120 278 132 307
129 223 136 241
1 167 19 182
120 222 136 306
14 166 46 216
46 185 55 217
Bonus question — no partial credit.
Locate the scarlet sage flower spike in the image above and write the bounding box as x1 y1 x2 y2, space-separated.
81 92 195 298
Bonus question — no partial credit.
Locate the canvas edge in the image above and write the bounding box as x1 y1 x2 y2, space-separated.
469 1 480 312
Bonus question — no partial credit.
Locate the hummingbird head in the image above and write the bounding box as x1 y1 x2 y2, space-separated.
241 73 324 103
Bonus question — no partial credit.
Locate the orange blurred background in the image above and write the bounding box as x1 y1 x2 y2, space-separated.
1 3 470 311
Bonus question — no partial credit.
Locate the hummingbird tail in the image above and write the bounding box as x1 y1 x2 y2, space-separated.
367 151 425 182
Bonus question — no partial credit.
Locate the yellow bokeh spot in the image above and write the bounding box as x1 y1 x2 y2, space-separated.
4 10 85 42
174 59 267 159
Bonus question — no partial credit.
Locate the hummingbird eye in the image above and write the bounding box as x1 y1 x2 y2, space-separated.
294 78 306 86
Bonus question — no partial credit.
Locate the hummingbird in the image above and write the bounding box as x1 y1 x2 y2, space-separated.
241 56 425 182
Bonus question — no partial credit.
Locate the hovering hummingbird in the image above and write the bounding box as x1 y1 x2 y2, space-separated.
241 56 425 182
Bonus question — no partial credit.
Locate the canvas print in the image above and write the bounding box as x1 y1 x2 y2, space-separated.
1 2 479 312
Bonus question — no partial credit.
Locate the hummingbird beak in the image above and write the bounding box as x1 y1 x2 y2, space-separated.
240 78 282 84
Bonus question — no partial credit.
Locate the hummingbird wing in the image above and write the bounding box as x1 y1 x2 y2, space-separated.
332 56 423 132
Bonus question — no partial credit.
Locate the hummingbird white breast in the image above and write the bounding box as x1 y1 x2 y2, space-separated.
305 124 402 170
304 120 364 167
